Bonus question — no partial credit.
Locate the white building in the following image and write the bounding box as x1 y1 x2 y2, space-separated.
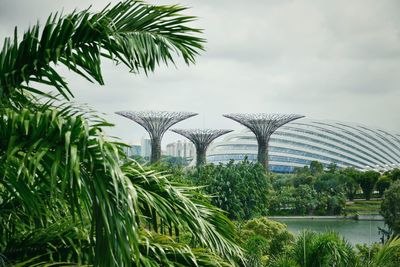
141 137 152 159
165 140 195 159
207 119 400 173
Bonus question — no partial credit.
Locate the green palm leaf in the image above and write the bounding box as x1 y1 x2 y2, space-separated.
371 236 400 267
124 163 244 264
0 0 204 106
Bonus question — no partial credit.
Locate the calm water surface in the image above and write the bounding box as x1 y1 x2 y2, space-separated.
273 219 386 245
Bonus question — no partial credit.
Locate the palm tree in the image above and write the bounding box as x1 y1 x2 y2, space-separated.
359 236 400 267
0 1 243 266
269 231 356 267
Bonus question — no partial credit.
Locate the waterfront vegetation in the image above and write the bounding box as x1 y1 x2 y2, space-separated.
1 0 400 266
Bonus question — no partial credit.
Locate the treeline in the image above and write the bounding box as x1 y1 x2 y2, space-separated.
158 159 399 220
153 159 400 265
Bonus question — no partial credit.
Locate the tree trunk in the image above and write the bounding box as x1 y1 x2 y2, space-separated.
150 137 161 164
196 147 206 168
257 138 269 172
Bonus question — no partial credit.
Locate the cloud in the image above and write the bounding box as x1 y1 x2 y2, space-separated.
1 0 400 146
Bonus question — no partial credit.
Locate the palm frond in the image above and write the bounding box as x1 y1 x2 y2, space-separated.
372 236 400 267
123 162 245 265
0 0 204 106
0 103 140 266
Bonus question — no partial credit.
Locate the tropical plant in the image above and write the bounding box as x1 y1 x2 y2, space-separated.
356 237 400 267
237 217 294 258
376 176 392 197
0 1 245 266
356 171 380 200
387 168 400 181
369 236 400 267
188 159 271 220
381 181 400 235
271 230 356 267
242 235 270 267
309 161 324 175
340 167 361 201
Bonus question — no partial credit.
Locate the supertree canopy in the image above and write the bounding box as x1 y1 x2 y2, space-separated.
223 113 305 171
116 111 197 163
171 128 232 167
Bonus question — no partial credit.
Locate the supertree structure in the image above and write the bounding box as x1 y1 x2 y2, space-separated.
223 113 304 171
171 129 233 167
116 111 197 163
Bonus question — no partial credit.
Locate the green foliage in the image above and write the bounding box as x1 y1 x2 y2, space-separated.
187 159 271 220
370 236 400 267
0 0 204 107
0 1 248 266
293 185 319 215
381 181 400 235
243 235 270 267
356 237 400 267
356 171 380 200
292 231 356 267
345 199 382 216
309 161 324 175
327 163 338 173
269 167 346 216
268 256 300 267
0 104 244 266
376 176 392 197
238 217 294 257
340 167 361 200
161 155 190 166
355 242 381 266
387 168 400 181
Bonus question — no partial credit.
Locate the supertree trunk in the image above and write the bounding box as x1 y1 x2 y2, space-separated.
223 113 305 172
257 139 268 171
196 147 207 168
150 137 162 163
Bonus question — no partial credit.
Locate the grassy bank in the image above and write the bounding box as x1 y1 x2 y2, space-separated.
344 199 382 215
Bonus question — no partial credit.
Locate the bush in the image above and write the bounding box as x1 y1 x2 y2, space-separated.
187 159 271 220
356 171 380 200
381 181 400 234
237 217 294 257
376 176 392 197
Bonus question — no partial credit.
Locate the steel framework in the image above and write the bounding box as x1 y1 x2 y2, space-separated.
116 111 197 163
171 128 233 167
223 113 304 171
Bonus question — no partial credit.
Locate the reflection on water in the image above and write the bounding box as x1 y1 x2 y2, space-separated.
273 219 386 245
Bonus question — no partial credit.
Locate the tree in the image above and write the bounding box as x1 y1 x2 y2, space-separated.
188 159 271 220
357 171 380 200
271 231 356 267
387 168 400 181
310 161 324 175
293 185 318 215
340 167 361 201
356 237 400 267
381 181 400 235
327 163 338 173
376 176 392 197
0 1 244 266
237 217 294 265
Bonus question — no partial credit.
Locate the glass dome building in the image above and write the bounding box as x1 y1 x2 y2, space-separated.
207 119 400 173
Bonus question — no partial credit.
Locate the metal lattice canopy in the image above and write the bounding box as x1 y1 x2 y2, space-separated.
116 111 197 163
223 113 304 171
171 128 233 167
116 111 198 139
223 113 305 139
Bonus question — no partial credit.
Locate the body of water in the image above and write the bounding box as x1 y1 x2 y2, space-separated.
273 219 386 245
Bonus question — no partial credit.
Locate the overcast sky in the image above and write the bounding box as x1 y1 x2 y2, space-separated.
1 0 400 146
